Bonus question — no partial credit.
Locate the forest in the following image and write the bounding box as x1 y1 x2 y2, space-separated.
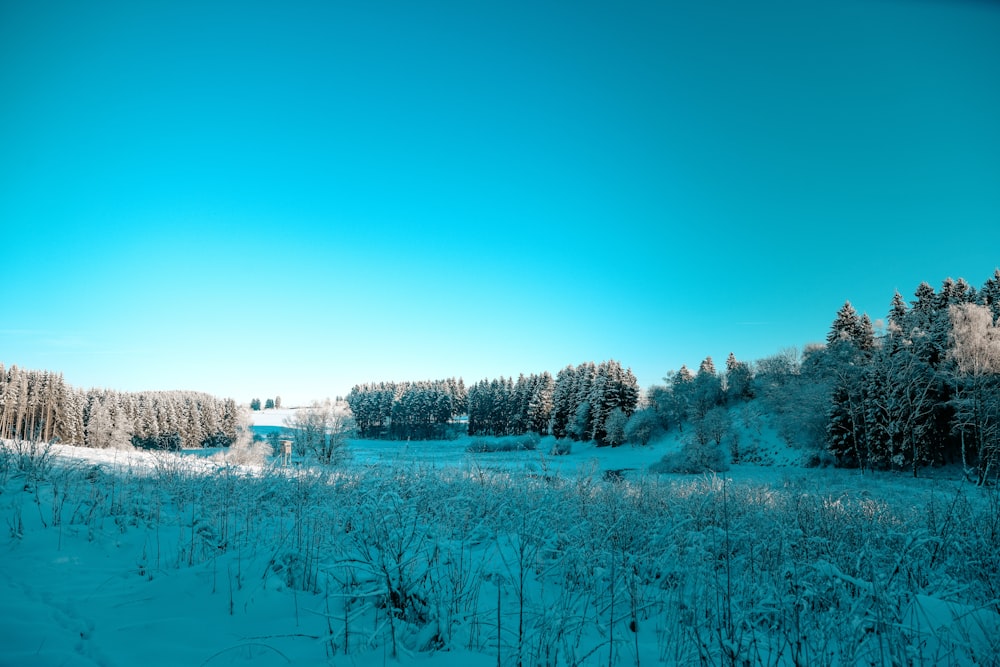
345 360 640 445
347 270 1000 485
0 368 242 450
743 271 1000 485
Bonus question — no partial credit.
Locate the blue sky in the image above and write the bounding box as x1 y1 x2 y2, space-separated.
3 0 999 406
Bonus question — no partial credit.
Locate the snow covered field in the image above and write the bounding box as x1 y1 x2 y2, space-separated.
3 431 999 666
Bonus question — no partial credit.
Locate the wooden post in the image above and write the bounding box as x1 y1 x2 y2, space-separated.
280 440 292 467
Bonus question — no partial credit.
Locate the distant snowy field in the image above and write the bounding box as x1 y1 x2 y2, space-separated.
3 416 999 666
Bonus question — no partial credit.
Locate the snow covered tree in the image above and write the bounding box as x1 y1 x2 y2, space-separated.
549 366 577 438
724 352 754 401
888 290 908 333
284 399 356 464
644 384 673 430
664 365 695 431
947 303 1000 484
525 372 554 434
980 268 1000 323
853 316 941 475
603 407 628 447
567 401 591 441
690 357 723 420
827 301 874 351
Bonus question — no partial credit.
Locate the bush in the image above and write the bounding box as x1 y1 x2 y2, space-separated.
200 432 233 448
465 433 540 453
4 440 55 482
624 408 661 446
652 437 730 474
549 439 572 456
131 433 182 451
214 439 273 466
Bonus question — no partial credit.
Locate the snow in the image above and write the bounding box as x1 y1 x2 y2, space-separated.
249 408 299 428
3 421 999 666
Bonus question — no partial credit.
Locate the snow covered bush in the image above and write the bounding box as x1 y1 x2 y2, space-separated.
623 407 660 446
653 413 731 474
653 439 729 474
465 433 539 453
9 440 55 483
549 438 572 455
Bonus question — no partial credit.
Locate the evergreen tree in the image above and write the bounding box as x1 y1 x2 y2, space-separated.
980 268 1000 323
665 365 695 430
724 352 754 401
690 357 723 420
863 334 938 474
827 301 873 350
525 371 554 435
550 366 577 439
888 290 908 333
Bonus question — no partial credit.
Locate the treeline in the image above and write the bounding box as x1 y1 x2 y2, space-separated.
346 378 467 440
347 360 640 446
0 364 243 450
467 373 555 437
250 397 281 411
547 360 640 445
648 271 1000 482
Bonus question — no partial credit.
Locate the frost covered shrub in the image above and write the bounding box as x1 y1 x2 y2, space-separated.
652 437 729 474
214 438 273 466
549 438 572 455
624 408 660 446
10 440 55 482
803 448 837 468
131 432 181 451
0 440 11 488
465 433 539 453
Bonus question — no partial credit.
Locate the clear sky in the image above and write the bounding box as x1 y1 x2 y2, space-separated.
2 0 999 406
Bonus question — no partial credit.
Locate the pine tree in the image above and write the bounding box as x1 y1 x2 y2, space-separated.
724 352 754 401
981 268 1000 323
690 357 722 420
550 366 577 439
888 290 908 334
829 301 858 345
587 366 610 443
526 372 554 435
864 335 938 475
665 366 695 430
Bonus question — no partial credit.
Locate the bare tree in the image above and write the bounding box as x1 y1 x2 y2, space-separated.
284 400 356 465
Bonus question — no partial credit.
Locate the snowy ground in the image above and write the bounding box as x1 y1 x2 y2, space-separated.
3 417 999 666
